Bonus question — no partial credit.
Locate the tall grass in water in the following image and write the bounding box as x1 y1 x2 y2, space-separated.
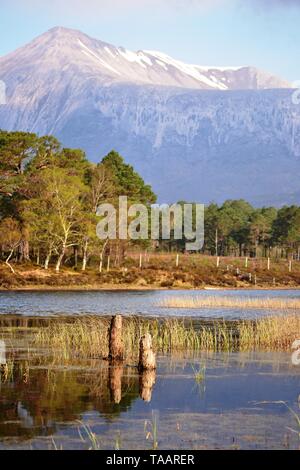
161 296 300 310
33 316 236 359
33 314 300 359
238 314 300 351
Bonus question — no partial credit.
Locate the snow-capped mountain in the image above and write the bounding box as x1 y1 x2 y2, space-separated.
0 27 299 205
0 27 291 91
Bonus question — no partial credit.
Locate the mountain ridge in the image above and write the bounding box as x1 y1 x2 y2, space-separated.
0 26 291 91
0 26 299 206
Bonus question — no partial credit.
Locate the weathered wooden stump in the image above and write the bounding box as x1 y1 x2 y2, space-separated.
139 369 156 402
108 315 124 362
138 333 156 371
0 340 6 366
0 340 8 381
108 364 123 404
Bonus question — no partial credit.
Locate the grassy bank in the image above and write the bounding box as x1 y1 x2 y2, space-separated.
32 314 300 359
1 253 300 290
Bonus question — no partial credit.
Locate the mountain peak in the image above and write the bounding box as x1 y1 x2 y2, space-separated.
0 26 291 91
41 26 94 42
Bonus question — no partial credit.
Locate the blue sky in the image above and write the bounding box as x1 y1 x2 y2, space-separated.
1 0 300 82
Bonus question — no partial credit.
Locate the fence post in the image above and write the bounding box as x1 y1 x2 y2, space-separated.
267 257 270 270
107 255 110 272
139 253 142 269
216 256 220 268
176 253 179 268
245 257 248 268
289 260 292 272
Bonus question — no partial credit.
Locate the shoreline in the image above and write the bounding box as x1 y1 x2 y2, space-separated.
1 263 300 292
1 284 300 292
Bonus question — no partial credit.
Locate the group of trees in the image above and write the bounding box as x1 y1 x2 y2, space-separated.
0 130 300 272
0 131 156 272
162 199 300 259
203 200 300 258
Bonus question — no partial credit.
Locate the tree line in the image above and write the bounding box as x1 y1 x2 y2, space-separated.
0 130 299 272
204 200 300 259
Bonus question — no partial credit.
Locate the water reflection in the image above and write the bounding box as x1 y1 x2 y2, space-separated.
0 348 299 449
0 359 141 441
108 364 124 404
139 370 156 402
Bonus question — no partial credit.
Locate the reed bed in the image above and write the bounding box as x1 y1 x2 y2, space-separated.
32 314 300 359
160 296 300 310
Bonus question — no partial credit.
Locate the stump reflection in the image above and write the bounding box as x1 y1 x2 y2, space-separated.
108 363 124 404
139 369 156 402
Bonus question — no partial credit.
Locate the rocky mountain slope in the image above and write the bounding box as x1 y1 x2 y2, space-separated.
0 27 299 205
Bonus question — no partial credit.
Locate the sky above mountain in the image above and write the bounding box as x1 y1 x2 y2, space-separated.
1 0 300 83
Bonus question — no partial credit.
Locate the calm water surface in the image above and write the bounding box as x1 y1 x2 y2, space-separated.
1 289 300 449
0 346 299 450
1 289 300 319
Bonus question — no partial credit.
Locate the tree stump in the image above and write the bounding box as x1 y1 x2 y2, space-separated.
108 315 124 361
139 369 156 402
138 333 156 371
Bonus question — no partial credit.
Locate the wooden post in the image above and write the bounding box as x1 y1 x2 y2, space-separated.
267 257 270 270
176 253 179 268
139 370 156 402
254 274 257 285
289 260 292 272
138 333 156 371
139 253 142 269
216 256 220 268
108 315 124 361
107 255 110 272
245 257 248 268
